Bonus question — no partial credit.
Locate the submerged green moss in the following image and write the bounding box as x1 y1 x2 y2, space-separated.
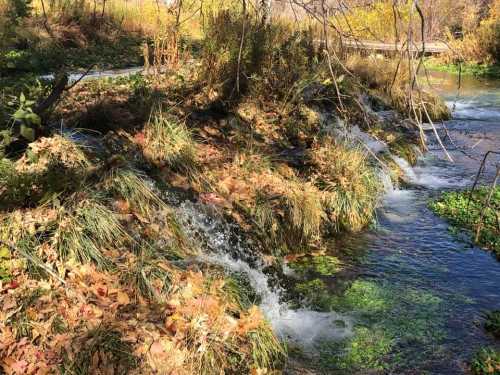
302 279 447 373
484 310 500 338
289 255 343 276
294 279 334 311
320 327 394 371
430 187 500 257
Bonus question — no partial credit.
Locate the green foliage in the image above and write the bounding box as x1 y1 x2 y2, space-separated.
470 348 500 375
425 58 500 79
430 187 500 256
484 310 500 338
6 0 32 23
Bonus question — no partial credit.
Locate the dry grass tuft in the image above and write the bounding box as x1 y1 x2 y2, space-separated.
309 138 381 232
54 199 126 269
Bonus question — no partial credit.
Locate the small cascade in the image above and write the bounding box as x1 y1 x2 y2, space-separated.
391 155 469 189
175 201 353 347
378 168 396 194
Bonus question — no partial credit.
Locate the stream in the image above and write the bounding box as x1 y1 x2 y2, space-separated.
287 72 500 373
56 68 499 373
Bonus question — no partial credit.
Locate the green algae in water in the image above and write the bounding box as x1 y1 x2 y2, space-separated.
295 279 335 311
289 255 343 276
297 279 449 373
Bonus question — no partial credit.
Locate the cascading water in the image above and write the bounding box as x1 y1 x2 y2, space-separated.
174 200 353 347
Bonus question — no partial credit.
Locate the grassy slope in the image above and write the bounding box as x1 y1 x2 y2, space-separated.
425 58 500 79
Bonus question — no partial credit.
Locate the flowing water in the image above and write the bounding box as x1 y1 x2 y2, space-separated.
283 72 500 374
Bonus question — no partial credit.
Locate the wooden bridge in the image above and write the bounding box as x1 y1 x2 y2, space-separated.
342 40 449 55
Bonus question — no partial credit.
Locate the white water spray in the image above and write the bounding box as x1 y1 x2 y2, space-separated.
176 201 353 347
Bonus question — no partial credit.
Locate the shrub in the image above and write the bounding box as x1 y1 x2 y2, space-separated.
200 10 317 101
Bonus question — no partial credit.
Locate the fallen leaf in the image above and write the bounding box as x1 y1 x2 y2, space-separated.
116 292 130 305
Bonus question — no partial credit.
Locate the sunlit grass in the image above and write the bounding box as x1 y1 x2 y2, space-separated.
55 199 126 269
143 110 197 174
309 138 381 232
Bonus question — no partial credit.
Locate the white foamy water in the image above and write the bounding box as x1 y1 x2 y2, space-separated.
391 156 469 189
447 100 500 122
202 252 353 347
40 67 144 84
175 201 353 347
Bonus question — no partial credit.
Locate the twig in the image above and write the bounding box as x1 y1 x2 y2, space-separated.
236 0 247 94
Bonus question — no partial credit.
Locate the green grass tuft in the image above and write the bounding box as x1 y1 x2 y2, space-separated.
106 168 166 216
310 139 381 233
143 110 197 174
122 255 173 303
55 199 126 269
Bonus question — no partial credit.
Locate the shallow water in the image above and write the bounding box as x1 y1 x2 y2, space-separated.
294 72 500 374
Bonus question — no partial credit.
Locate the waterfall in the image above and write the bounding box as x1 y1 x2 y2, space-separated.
175 201 353 347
